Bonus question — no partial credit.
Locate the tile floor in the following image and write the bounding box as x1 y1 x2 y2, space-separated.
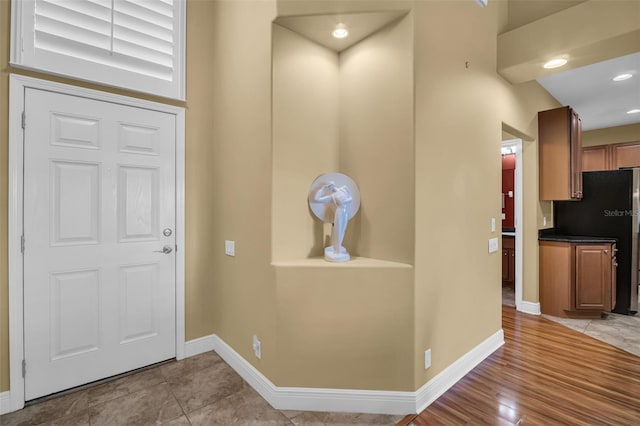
0 351 405 426
502 285 515 307
543 310 640 357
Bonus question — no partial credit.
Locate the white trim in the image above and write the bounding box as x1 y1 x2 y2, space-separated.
8 75 26 414
415 330 504 413
519 301 541 315
210 329 504 415
184 335 218 359
502 139 524 312
0 391 12 415
7 74 186 413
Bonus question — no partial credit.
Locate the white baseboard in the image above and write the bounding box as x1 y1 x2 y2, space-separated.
519 301 541 315
209 329 504 415
184 334 218 358
415 329 504 413
0 391 12 415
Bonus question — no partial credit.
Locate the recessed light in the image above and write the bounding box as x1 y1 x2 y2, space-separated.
627 109 640 114
613 73 633 82
332 24 348 39
543 58 568 69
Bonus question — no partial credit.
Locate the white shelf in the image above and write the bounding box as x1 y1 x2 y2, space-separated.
272 256 412 269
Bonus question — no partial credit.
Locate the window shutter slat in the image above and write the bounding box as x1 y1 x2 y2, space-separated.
113 36 173 69
36 0 111 38
35 15 111 51
115 1 173 30
114 11 173 42
110 51 173 80
125 0 173 18
114 25 173 56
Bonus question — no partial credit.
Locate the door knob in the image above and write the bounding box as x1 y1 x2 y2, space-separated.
154 245 173 254
163 228 173 237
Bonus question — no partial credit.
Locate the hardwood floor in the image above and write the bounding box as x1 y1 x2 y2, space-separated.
399 306 640 425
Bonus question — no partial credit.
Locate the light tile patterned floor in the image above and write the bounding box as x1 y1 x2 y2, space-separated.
0 351 404 426
543 311 640 357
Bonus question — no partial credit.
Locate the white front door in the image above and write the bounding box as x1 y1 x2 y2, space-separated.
23 88 176 400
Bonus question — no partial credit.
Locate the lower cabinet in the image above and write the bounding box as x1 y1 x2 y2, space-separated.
540 240 617 317
502 236 515 285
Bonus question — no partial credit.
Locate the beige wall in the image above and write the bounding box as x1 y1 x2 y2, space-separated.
412 0 560 387
503 0 586 32
207 0 280 379
275 262 414 390
272 24 340 261
339 14 414 263
582 123 640 147
413 0 504 387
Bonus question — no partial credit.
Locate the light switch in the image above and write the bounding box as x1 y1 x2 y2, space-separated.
225 240 235 256
491 218 496 232
488 238 499 253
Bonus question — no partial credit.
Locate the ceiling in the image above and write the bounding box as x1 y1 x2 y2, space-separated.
274 11 407 53
536 53 640 132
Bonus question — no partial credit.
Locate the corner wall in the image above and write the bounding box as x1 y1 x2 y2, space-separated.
272 25 340 261
339 14 414 264
271 12 415 391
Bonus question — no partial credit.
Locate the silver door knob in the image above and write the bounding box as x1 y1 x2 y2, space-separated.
154 245 173 254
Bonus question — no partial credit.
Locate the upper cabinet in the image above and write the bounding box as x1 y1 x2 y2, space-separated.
539 106 583 201
583 141 640 171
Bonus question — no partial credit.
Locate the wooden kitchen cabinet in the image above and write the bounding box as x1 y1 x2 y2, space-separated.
575 244 614 310
539 106 582 200
540 240 617 318
502 236 515 285
582 145 609 171
612 141 640 169
582 141 640 171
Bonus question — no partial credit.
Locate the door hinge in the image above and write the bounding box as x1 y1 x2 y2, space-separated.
21 235 25 253
22 359 26 378
175 244 178 253
21 111 26 129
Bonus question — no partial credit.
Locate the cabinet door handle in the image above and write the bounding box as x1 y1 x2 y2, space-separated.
604 250 608 254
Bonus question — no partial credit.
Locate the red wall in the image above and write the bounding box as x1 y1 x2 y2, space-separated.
502 154 515 228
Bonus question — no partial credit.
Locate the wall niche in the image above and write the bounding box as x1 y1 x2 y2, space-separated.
272 11 414 266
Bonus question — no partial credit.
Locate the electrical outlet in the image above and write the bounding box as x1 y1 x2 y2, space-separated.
253 335 261 359
225 240 235 256
424 349 431 369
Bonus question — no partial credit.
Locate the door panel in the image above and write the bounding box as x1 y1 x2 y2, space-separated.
50 269 101 360
51 161 101 245
23 88 176 400
118 166 159 241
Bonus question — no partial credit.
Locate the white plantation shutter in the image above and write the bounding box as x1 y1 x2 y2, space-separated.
12 0 185 100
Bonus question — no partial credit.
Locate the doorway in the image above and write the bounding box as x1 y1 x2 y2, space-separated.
8 75 186 411
501 139 523 310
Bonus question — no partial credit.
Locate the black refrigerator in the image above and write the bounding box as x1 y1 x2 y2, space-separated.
555 168 639 315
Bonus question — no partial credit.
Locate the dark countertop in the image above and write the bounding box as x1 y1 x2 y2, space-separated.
539 235 618 243
538 229 617 243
